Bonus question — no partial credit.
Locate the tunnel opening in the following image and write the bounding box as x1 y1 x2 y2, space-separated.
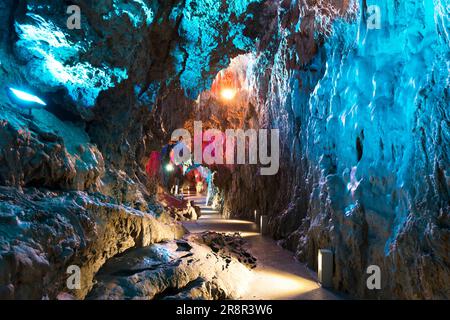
145 135 222 221
145 53 260 220
193 53 257 130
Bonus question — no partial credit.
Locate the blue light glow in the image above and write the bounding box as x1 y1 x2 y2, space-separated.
9 88 47 106
103 0 155 27
14 13 128 107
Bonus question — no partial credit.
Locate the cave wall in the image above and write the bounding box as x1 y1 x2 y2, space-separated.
223 0 449 299
293 0 449 299
1 0 266 196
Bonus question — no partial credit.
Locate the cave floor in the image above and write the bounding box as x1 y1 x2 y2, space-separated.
182 192 341 300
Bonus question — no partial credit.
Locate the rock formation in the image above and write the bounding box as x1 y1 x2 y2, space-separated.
87 235 253 300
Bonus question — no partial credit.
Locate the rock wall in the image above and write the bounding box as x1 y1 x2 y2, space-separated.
223 0 449 299
87 234 254 300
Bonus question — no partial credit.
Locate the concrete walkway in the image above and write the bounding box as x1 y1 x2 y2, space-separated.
182 191 340 300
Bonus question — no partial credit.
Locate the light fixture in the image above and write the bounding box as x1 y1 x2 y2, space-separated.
254 209 261 226
318 249 333 288
260 215 269 236
165 163 174 172
220 88 236 101
8 87 47 106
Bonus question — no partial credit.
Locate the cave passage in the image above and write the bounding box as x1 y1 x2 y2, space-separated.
181 191 339 300
144 57 340 300
151 156 338 299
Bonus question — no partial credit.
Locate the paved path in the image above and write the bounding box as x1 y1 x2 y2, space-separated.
182 191 340 300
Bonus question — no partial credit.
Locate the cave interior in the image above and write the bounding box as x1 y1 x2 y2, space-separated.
0 0 448 300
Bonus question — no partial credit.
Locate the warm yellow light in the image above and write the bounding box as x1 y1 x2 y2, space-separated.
241 269 319 300
221 88 236 100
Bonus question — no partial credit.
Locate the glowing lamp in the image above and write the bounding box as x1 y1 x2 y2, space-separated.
318 249 333 288
165 163 174 172
260 215 269 236
254 210 261 225
220 88 236 100
8 88 47 106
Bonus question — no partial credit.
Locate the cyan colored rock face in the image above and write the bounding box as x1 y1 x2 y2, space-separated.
249 0 449 298
306 0 449 250
10 0 261 107
14 1 129 107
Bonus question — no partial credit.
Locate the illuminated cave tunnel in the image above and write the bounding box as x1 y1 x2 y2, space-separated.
0 0 448 302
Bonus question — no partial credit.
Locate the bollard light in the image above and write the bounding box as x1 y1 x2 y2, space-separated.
260 215 269 236
254 210 261 229
318 249 333 288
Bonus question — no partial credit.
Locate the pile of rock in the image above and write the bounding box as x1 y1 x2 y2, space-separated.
200 232 257 269
87 238 252 300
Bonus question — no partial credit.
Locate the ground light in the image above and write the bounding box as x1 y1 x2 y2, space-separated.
318 249 333 288
245 269 318 299
220 88 237 100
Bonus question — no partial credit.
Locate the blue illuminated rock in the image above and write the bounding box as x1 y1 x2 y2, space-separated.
0 0 268 300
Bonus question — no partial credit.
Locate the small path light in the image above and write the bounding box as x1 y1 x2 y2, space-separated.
254 210 261 228
260 215 269 236
318 249 333 288
165 163 174 172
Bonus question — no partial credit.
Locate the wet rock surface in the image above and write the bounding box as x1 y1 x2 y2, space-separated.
0 107 104 190
200 232 257 269
216 0 450 299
